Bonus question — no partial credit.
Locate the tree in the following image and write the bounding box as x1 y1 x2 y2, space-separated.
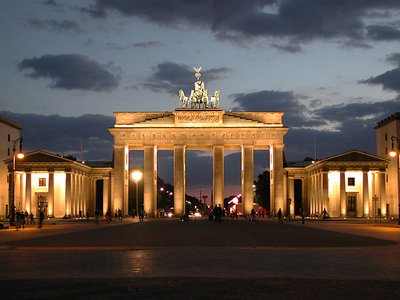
254 170 270 210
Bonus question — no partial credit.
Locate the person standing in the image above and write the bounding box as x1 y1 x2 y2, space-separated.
299 208 305 224
277 208 283 223
38 210 44 229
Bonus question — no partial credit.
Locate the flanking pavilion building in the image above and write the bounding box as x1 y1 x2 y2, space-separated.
285 150 388 218
4 150 112 218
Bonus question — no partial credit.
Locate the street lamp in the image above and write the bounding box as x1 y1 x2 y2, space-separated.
10 138 24 226
389 136 400 225
131 170 142 217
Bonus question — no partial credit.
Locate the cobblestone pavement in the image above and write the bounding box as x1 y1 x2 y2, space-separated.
0 218 399 299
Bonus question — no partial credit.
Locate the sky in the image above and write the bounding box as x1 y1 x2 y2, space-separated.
1 0 400 198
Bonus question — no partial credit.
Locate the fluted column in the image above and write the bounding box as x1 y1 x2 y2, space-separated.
302 178 308 215
48 171 54 217
144 145 158 217
174 145 186 215
213 145 224 208
25 172 32 214
288 176 295 216
112 146 129 215
340 170 346 217
362 171 369 217
103 176 110 215
379 171 386 216
65 172 71 217
270 144 284 215
322 171 329 212
242 145 254 215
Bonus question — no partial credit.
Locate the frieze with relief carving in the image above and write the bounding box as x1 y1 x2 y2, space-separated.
116 129 282 143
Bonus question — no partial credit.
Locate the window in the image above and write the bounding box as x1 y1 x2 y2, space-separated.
8 134 10 142
347 177 355 186
348 196 356 212
385 133 387 141
38 178 47 187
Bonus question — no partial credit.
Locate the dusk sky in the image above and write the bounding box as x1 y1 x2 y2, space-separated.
1 0 400 197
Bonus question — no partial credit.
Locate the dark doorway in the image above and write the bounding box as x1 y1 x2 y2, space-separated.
96 180 103 212
294 179 303 215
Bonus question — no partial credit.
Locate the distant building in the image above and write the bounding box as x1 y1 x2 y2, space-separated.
375 112 400 219
285 150 388 218
0 115 22 219
4 150 112 218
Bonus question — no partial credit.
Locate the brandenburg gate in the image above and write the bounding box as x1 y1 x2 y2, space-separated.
109 68 288 216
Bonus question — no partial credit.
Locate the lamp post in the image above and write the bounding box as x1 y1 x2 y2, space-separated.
10 138 24 226
131 170 142 217
389 136 400 225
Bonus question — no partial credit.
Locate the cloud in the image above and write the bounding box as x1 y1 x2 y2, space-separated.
85 0 400 47
386 52 400 66
229 89 399 160
366 25 400 41
42 0 58 6
142 62 231 95
271 43 303 53
360 52 400 93
231 90 323 128
27 19 81 33
361 70 400 93
134 41 165 49
18 54 119 91
0 111 114 161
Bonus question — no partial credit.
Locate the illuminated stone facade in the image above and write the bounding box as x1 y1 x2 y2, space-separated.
376 113 400 218
0 115 21 219
285 150 388 218
5 151 112 218
109 109 288 216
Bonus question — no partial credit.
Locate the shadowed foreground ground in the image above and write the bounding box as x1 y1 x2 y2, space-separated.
1 278 400 299
0 219 399 299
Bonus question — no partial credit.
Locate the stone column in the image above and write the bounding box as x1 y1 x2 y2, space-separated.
103 176 110 215
340 170 346 217
70 173 75 216
174 145 186 215
302 178 308 215
270 144 284 215
322 171 329 212
379 171 386 216
362 171 369 217
65 172 71 217
144 145 158 217
25 172 32 214
113 146 128 215
310 174 315 215
48 171 54 217
288 176 295 216
90 178 96 213
242 145 254 215
213 145 224 208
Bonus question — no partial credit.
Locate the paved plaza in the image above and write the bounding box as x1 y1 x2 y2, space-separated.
0 217 399 299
